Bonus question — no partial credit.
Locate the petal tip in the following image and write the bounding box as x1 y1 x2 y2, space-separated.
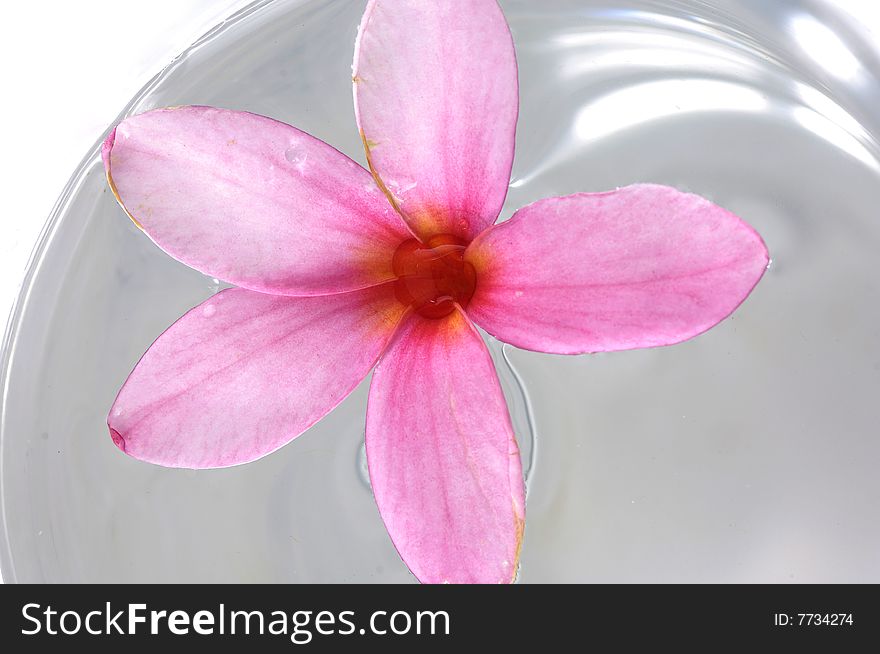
100 122 151 232
101 126 117 173
108 426 127 453
509 514 525 584
756 230 771 267
734 212 771 282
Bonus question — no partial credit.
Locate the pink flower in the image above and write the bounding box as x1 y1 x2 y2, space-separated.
102 1 768 584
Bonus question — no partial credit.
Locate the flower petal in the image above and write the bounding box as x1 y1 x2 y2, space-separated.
353 0 518 242
109 284 407 468
366 309 525 584
465 184 769 354
104 106 412 296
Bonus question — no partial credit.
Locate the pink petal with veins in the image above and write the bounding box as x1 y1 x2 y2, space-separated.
353 0 518 242
104 106 412 296
366 309 525 583
109 284 407 468
466 184 769 354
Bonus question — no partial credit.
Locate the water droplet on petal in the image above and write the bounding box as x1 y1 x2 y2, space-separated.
284 144 309 174
387 178 417 195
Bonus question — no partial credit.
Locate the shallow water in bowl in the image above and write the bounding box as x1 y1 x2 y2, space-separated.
2 0 879 582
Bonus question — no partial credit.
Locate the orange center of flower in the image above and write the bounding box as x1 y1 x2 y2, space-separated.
392 235 477 319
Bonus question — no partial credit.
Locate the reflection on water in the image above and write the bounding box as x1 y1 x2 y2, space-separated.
790 14 864 82
2 0 879 582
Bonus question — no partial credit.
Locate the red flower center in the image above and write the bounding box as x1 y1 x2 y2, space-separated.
392 235 477 319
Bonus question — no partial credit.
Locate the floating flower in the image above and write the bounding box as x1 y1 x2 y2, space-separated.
102 0 768 583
